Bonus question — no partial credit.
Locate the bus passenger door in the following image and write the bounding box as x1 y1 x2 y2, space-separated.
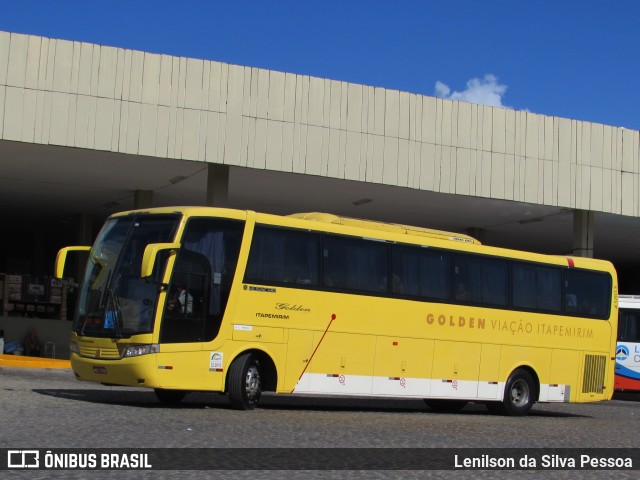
156 261 210 389
157 266 209 390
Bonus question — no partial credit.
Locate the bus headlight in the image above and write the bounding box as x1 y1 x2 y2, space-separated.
122 344 160 358
70 341 79 354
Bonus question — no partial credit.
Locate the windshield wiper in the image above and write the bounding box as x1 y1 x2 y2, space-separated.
80 314 89 337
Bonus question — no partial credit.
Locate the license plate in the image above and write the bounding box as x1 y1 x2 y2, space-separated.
93 366 107 374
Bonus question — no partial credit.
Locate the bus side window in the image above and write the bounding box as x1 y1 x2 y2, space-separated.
564 269 611 318
245 227 319 287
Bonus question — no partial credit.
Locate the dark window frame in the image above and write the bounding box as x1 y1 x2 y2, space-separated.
511 261 563 314
160 217 245 344
452 252 511 307
390 244 452 302
242 224 613 321
322 234 389 295
244 225 322 288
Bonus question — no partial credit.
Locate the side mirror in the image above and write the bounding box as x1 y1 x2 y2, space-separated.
55 246 91 279
141 243 180 279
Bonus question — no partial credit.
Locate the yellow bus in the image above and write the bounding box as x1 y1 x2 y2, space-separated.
56 207 618 416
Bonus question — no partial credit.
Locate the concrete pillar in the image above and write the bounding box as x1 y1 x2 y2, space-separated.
75 213 93 286
134 190 154 209
206 164 230 207
77 213 92 245
572 210 594 258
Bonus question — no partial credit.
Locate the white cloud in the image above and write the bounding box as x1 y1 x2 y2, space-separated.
434 74 509 108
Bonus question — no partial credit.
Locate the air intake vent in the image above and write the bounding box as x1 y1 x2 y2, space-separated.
582 354 606 394
79 346 120 360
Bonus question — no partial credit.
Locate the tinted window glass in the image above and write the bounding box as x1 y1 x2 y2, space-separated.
392 246 451 300
564 269 611 318
512 263 562 312
619 309 640 342
323 236 388 293
454 255 509 306
245 227 320 286
161 218 244 343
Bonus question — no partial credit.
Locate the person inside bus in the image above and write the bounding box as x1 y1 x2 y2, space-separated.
167 284 194 315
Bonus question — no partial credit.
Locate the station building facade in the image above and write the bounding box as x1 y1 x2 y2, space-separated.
0 31 639 355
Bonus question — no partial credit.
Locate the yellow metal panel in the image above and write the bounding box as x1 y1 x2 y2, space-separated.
499 346 551 386
432 341 481 382
372 336 433 380
231 325 284 344
479 343 501 383
283 329 315 392
156 350 211 389
307 332 376 377
549 349 580 399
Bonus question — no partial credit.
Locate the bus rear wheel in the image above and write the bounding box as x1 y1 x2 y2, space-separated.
491 368 536 416
228 353 262 410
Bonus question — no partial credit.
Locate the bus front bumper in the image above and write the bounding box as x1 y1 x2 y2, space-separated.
70 353 159 388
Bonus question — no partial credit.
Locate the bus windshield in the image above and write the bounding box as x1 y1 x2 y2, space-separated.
73 214 180 337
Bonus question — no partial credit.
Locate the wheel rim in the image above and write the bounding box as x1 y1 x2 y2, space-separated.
245 363 261 403
510 379 530 407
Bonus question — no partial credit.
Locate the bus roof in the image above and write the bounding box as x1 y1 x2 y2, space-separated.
288 212 481 245
110 206 615 274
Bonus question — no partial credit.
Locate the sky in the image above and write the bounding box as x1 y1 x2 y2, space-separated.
1 1 639 131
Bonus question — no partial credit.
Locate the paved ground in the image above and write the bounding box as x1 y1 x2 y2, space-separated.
1 366 639 479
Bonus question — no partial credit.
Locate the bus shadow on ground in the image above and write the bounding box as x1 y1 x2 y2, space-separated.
31 388 587 418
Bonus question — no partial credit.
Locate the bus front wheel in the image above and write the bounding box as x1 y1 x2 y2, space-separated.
492 368 536 416
228 353 262 410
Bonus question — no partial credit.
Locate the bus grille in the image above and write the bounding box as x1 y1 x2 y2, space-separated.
582 354 606 394
79 346 120 360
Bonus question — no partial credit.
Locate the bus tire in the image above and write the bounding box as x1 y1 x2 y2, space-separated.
500 368 536 416
424 399 468 413
228 353 262 410
154 388 186 405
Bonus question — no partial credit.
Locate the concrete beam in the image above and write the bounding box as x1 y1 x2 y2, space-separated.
206 164 229 207
134 189 153 209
